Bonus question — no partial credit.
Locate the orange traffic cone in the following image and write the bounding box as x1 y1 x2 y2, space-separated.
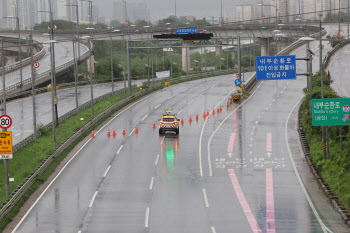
107 129 111 137
122 128 126 136
91 130 95 138
196 113 199 121
113 128 116 137
212 108 215 115
189 115 192 123
220 106 222 112
135 125 139 134
217 108 220 114
207 110 209 117
153 121 156 129
203 112 206 119
181 117 184 125
227 103 229 109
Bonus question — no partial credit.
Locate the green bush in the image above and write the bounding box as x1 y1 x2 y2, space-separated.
301 70 350 211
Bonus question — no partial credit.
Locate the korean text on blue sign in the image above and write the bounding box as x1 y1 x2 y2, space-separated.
256 55 296 80
175 27 198 34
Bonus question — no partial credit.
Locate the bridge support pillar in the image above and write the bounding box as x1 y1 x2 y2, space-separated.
5 56 16 65
215 46 222 56
257 38 269 56
87 54 95 74
182 42 190 73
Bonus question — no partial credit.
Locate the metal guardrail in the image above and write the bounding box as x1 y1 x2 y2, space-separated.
1 41 45 75
323 40 350 69
0 69 238 222
1 41 91 95
0 31 326 223
298 104 350 228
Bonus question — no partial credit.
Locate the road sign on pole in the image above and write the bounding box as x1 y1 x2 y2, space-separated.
234 79 242 86
311 98 350 126
256 55 297 80
175 27 198 34
0 131 13 159
33 62 40 69
0 115 12 129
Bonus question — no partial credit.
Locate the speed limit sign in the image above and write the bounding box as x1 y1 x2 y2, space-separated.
0 115 12 129
33 62 40 69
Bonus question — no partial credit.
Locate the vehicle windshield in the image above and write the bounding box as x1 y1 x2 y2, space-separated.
162 117 175 122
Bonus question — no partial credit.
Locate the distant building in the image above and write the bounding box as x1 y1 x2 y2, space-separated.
112 0 150 24
235 3 269 22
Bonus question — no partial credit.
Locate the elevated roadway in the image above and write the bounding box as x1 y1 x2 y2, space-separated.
10 25 349 233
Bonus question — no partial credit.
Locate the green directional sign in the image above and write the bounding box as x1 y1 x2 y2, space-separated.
311 98 350 126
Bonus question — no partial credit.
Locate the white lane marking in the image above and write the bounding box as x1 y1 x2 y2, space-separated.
89 191 98 208
78 231 81 233
168 95 175 100
178 109 184 115
187 99 194 105
211 226 217 233
15 133 21 136
19 122 24 125
202 188 209 207
145 207 150 228
205 81 264 176
141 113 149 121
155 104 161 109
160 136 165 144
255 121 258 124
10 81 195 232
128 129 135 136
285 95 333 233
155 155 160 165
117 145 123 155
211 85 216 88
103 165 111 177
149 177 154 189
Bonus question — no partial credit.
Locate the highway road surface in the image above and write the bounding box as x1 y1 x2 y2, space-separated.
8 80 143 145
328 43 350 97
0 36 89 89
11 30 349 232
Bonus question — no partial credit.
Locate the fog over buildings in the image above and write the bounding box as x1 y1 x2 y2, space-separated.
0 0 346 29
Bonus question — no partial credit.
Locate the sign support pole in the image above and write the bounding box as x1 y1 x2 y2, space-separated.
30 34 37 142
1 39 9 197
340 126 343 153
319 19 327 160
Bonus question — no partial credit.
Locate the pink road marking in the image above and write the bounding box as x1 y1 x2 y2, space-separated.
227 133 236 152
266 168 276 232
266 132 272 152
228 169 263 233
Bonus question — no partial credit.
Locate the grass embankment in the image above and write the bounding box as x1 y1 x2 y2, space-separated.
300 71 350 210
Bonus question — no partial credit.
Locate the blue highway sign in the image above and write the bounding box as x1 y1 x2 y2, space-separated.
175 27 198 34
256 55 296 80
235 79 242 86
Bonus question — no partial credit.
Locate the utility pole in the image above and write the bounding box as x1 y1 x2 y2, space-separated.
1 39 9 198
29 34 37 142
319 19 327 160
73 38 79 111
127 40 131 94
16 2 23 87
220 0 223 25
110 34 114 94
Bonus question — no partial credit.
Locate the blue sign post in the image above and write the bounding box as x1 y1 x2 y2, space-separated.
234 79 242 86
256 55 296 80
175 27 198 34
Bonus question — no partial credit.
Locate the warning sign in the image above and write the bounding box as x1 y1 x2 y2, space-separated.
0 132 13 159
261 13 265 18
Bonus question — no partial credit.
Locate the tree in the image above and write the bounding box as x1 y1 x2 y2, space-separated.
135 19 151 27
110 20 121 28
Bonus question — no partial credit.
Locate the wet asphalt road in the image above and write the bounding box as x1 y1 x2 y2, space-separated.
9 80 143 145
0 36 89 89
11 26 347 233
329 43 350 97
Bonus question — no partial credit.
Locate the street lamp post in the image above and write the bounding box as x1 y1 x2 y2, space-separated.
1 39 10 197
65 1 80 57
72 38 79 111
39 0 58 150
83 33 95 118
2 14 23 86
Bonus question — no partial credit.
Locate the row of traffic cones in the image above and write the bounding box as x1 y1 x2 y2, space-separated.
90 104 226 138
91 126 139 138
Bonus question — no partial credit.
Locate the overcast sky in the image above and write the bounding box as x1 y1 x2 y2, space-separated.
97 0 239 22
